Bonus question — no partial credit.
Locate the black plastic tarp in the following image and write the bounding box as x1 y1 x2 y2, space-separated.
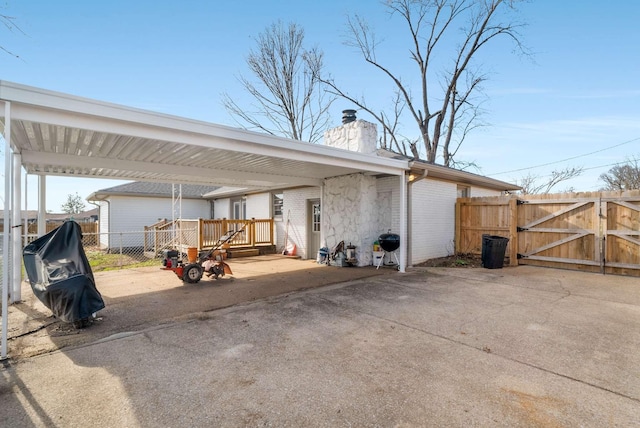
23 220 105 323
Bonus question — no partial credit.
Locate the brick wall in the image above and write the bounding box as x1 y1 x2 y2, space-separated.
376 176 402 236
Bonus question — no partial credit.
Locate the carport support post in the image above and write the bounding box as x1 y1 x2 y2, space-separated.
12 152 22 302
2 100 12 359
399 172 407 273
320 181 324 248
508 198 518 266
38 175 47 237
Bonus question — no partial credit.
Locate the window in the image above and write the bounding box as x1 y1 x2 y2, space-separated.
457 185 470 198
273 192 283 219
312 202 321 232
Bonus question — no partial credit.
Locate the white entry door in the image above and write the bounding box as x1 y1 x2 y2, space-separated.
307 199 321 260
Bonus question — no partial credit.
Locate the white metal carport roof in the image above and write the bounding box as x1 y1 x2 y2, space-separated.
0 80 410 359
0 80 408 188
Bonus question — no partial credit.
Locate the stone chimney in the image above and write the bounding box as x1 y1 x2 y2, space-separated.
324 109 377 154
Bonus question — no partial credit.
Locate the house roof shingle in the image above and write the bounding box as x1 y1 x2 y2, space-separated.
87 182 219 201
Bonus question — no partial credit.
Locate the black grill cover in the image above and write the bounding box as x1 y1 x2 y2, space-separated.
23 221 105 323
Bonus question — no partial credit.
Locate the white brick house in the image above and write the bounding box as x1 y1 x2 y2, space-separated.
207 117 519 266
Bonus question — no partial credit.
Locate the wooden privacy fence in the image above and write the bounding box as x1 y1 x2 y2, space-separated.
2 221 99 246
456 190 640 276
0 221 97 235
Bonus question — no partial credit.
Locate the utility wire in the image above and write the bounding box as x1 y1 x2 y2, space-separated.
511 159 631 181
487 136 640 176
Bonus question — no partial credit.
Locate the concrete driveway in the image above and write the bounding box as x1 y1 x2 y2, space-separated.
6 255 396 360
2 264 639 427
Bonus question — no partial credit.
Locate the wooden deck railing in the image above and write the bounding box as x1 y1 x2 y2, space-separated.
144 218 274 256
144 218 173 254
199 218 274 249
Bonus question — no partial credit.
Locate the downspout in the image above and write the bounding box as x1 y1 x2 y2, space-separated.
407 168 429 268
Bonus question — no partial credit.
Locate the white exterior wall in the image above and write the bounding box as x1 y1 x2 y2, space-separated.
99 201 109 248
105 196 210 247
410 179 458 264
246 193 270 219
324 174 378 266
375 177 402 237
213 195 270 219
108 196 209 232
213 199 231 219
375 176 403 266
375 178 505 265
281 187 320 259
274 217 285 253
470 186 503 198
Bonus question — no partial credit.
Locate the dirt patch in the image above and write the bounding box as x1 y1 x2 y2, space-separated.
416 253 483 268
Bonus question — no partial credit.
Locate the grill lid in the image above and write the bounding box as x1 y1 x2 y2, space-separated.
378 233 400 252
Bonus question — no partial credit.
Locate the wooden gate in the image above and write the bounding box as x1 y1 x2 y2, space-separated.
517 197 601 271
604 196 640 275
456 191 640 276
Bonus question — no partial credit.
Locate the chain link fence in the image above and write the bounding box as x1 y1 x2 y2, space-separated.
19 228 198 272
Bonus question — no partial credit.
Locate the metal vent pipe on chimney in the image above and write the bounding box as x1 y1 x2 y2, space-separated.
342 109 357 124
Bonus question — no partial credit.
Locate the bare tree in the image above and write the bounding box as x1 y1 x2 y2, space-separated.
516 166 584 195
321 0 526 165
222 21 335 144
599 156 640 191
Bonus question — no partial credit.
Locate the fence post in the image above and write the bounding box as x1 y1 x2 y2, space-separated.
270 218 274 245
597 199 606 274
508 198 518 266
119 232 123 268
251 218 256 246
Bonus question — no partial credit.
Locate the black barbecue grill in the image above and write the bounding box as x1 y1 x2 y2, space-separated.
376 231 400 269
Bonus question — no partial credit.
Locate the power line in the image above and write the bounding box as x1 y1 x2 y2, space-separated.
511 159 630 181
487 136 640 176
580 160 632 173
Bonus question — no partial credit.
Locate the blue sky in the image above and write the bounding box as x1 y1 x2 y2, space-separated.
1 0 639 211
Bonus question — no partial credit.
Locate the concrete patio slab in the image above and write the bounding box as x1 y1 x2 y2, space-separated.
5 255 395 360
1 264 639 427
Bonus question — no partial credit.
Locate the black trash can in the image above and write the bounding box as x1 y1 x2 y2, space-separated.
481 235 509 269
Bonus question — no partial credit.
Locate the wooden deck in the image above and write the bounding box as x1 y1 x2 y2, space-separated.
144 218 275 258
